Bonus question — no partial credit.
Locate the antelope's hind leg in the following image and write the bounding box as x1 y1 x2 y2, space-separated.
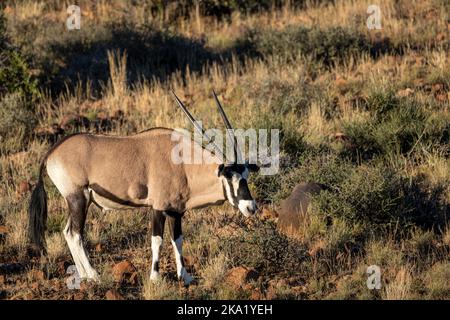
150 210 165 281
63 190 99 282
167 212 193 286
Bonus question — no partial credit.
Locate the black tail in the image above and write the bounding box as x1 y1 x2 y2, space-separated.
28 163 48 254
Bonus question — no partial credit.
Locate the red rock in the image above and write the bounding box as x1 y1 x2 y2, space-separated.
183 255 195 267
432 83 444 93
95 243 103 253
335 78 349 94
436 94 448 102
105 289 124 300
0 226 8 234
225 267 259 289
112 260 136 283
17 181 32 195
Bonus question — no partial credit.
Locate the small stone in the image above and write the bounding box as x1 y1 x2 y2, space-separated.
0 226 8 234
432 83 444 93
225 267 259 289
436 93 447 102
17 181 32 194
112 260 136 283
95 243 103 253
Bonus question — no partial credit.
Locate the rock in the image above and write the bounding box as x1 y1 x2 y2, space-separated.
95 243 103 253
435 93 448 102
334 78 349 94
277 183 328 235
225 267 259 289
432 83 444 93
0 275 5 285
112 260 137 283
396 88 414 98
0 226 8 234
105 289 124 300
17 181 32 195
183 255 196 267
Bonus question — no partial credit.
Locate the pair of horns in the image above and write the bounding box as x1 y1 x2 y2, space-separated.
172 90 241 164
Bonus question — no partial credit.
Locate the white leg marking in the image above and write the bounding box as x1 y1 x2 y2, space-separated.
63 221 99 281
171 236 193 286
150 235 162 281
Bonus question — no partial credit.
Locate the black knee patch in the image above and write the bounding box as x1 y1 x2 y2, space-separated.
152 211 166 237
152 261 160 273
66 193 88 235
167 212 182 241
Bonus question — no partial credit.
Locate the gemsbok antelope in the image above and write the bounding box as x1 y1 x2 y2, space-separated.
28 91 259 285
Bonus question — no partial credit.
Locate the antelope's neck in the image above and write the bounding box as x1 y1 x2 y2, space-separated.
185 163 226 210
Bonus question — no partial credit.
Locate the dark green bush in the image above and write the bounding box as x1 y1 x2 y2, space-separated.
312 164 447 234
0 12 39 154
343 92 449 160
0 12 38 99
252 26 371 66
0 93 38 154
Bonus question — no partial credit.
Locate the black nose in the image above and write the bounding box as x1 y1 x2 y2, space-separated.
247 203 257 213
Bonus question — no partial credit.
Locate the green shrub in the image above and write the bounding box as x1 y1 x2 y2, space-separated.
252 26 371 66
0 93 38 154
312 163 447 234
343 93 449 160
0 12 38 99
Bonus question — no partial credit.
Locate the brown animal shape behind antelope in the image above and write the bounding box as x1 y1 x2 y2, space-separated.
278 182 327 234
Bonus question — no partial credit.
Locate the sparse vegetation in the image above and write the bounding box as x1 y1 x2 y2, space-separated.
0 0 449 300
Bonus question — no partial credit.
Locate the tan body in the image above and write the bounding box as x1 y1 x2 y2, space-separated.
46 128 226 213
29 93 258 286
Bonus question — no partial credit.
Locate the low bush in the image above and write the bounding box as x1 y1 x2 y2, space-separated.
251 26 371 66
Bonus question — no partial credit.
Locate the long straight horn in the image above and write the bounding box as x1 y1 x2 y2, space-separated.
172 91 225 161
212 90 242 164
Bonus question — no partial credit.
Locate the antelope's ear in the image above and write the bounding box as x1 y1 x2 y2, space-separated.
247 163 260 172
217 164 225 177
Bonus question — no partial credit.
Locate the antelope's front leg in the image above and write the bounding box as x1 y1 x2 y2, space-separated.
167 212 193 286
150 210 165 281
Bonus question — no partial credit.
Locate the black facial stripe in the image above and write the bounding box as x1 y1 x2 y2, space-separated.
237 179 253 200
153 261 159 273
